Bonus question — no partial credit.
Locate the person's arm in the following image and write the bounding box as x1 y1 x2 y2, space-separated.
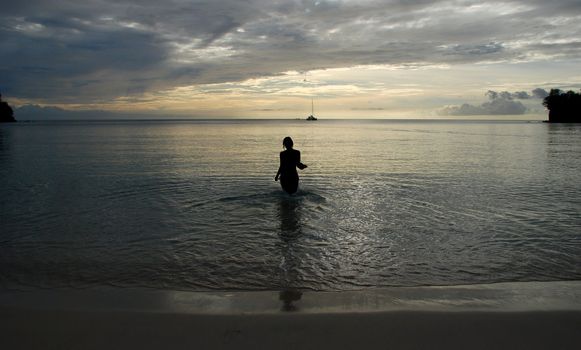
275 153 282 181
297 151 307 170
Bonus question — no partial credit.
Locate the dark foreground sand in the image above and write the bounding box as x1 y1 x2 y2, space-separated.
2 308 581 350
1 281 580 350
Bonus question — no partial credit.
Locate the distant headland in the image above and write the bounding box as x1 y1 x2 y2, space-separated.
0 93 16 123
543 89 580 123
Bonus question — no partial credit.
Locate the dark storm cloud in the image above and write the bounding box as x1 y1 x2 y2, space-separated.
1 26 168 100
2 0 581 103
438 88 551 116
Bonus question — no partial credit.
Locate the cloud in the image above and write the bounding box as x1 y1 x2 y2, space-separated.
532 88 549 99
438 88 551 116
351 107 386 111
485 90 533 100
15 105 114 120
14 104 163 120
252 108 292 112
439 100 527 116
484 89 550 101
2 1 581 103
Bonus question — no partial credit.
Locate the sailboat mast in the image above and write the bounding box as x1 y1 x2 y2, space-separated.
311 98 314 116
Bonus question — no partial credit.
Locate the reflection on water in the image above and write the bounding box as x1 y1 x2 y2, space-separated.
1 120 580 291
278 194 305 310
279 289 303 312
0 126 10 161
279 195 303 239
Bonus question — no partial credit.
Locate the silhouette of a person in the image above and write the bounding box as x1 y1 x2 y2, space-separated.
275 136 307 194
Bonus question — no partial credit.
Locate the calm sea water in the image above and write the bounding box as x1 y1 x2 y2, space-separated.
1 119 580 291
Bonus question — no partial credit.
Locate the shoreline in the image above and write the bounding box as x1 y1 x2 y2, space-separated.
2 280 581 314
1 281 581 349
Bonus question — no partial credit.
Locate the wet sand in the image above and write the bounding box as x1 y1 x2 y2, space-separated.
1 281 580 349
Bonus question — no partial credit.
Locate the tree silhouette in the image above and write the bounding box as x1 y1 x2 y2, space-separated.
0 92 16 123
543 89 581 123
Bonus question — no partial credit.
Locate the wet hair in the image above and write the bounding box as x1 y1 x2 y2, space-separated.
282 136 294 149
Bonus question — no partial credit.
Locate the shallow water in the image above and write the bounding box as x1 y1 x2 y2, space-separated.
1 120 580 291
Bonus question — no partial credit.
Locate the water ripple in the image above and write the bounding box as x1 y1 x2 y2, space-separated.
1 121 580 291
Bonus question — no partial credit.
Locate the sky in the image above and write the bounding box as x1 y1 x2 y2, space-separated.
2 0 581 119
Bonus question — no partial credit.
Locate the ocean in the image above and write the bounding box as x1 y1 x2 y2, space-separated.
1 119 580 291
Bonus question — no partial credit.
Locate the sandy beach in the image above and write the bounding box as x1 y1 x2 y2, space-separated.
2 308 580 350
1 281 580 349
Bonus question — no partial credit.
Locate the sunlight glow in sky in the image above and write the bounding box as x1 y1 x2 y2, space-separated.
2 0 581 119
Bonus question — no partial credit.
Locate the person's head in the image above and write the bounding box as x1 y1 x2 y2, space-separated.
283 136 294 149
